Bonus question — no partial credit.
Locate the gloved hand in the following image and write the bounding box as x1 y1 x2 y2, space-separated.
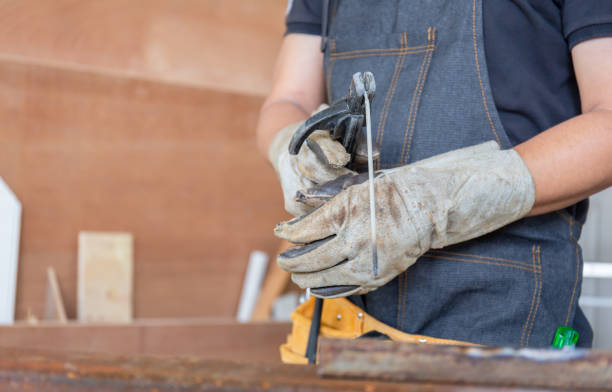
268 105 355 216
274 141 536 298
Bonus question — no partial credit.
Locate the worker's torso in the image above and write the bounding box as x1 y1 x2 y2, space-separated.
323 0 592 348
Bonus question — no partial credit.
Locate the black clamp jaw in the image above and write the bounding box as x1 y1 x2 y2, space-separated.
288 72 378 170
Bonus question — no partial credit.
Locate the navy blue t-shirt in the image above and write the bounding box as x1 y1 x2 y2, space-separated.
285 0 612 146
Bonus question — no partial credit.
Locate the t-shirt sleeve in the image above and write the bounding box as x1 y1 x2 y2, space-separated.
285 0 323 36
563 0 612 48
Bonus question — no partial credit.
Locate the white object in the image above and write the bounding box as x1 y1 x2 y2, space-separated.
236 250 269 322
364 92 378 276
0 178 21 325
583 262 612 279
272 292 299 321
579 296 612 309
580 263 612 308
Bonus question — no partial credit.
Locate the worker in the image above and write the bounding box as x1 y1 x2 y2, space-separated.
256 0 612 358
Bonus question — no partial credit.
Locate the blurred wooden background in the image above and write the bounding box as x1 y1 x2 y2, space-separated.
0 0 290 320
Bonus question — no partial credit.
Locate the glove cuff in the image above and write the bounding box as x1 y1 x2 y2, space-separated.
434 146 535 248
391 142 536 250
268 122 300 172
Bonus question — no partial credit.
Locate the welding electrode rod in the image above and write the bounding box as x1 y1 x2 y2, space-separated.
306 297 323 364
364 93 378 277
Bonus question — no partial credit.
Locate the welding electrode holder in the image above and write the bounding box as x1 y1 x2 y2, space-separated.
288 72 378 170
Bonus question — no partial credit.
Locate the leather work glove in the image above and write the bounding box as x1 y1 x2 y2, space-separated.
274 141 536 298
268 105 355 216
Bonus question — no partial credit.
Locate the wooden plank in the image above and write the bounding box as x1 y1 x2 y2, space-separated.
78 232 133 323
252 241 292 321
0 321 291 362
0 347 542 392
318 338 612 391
43 267 67 323
0 178 21 325
0 0 285 96
0 56 288 320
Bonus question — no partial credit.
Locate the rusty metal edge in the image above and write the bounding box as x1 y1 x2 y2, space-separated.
317 338 612 391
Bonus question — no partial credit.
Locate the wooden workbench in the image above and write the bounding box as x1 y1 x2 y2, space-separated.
0 320 291 362
0 347 549 392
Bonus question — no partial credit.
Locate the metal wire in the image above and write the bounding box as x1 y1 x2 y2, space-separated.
363 93 378 277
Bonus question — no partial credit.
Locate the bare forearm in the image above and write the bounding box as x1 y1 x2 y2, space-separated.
515 108 612 216
255 34 325 157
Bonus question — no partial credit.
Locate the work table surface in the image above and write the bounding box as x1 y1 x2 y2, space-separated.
0 347 554 392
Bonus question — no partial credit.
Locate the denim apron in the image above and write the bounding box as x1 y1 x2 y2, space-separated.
323 0 592 348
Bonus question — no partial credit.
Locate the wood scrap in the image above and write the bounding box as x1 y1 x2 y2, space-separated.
0 346 540 392
78 231 133 323
0 321 291 362
25 308 38 325
43 267 67 323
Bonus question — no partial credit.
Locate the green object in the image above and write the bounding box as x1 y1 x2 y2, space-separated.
552 326 579 349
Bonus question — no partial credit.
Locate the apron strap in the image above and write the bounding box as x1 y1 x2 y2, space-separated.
321 0 330 52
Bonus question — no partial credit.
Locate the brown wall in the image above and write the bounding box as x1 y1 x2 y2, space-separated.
0 1 291 320
0 0 286 95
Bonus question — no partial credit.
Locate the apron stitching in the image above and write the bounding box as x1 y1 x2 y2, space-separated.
397 271 404 329
400 264 408 330
521 245 539 347
399 29 431 165
428 250 538 269
332 48 429 61
398 215 407 329
380 163 407 168
401 270 409 330
565 243 580 325
401 27 436 164
556 210 572 226
331 46 428 57
556 210 583 230
526 246 542 346
326 39 337 103
472 0 501 146
376 52 406 148
331 44 429 57
569 222 575 242
375 32 408 162
425 255 539 273
375 41 405 148
331 0 338 22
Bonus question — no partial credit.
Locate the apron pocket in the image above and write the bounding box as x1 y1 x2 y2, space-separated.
388 239 543 347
